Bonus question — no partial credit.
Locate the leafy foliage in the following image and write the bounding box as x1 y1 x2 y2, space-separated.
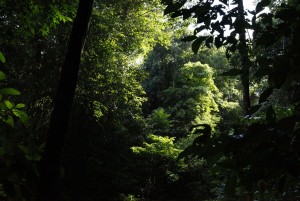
145 108 172 136
132 134 181 160
161 0 254 57
162 61 221 131
0 52 29 128
163 0 300 199
0 52 41 201
1 0 300 200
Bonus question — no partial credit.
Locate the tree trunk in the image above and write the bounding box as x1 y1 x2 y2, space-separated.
37 0 94 200
237 0 251 116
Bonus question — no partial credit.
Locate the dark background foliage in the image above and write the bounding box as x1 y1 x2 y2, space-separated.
1 0 300 200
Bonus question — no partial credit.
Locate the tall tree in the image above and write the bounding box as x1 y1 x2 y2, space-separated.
237 0 251 115
61 1 174 200
37 0 94 200
0 0 77 138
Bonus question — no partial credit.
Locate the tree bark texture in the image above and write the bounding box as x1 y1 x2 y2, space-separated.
237 0 251 116
37 0 94 200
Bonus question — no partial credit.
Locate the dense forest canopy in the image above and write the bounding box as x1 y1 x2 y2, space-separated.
0 0 300 200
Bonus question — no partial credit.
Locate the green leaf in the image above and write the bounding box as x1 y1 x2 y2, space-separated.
259 87 273 103
221 68 242 76
0 71 6 81
181 35 197 42
192 124 212 136
12 109 29 126
0 52 5 63
0 88 20 95
4 100 13 109
15 103 25 109
191 36 207 54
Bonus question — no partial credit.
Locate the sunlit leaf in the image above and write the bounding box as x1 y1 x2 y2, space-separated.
4 100 13 109
0 88 20 95
12 109 29 126
15 103 25 109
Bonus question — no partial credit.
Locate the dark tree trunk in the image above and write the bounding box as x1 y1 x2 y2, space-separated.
237 0 251 116
37 0 94 200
